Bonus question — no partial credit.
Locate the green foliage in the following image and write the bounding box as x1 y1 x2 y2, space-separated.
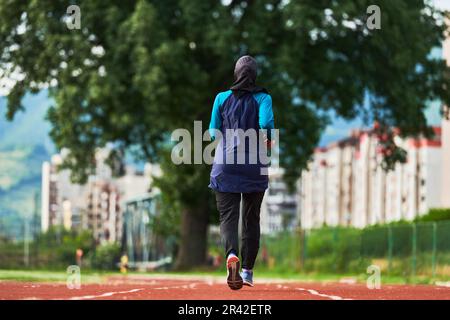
149 195 180 239
415 208 450 222
260 231 302 272
304 227 365 273
0 226 94 269
2 0 450 266
2 0 448 187
0 227 124 271
0 241 23 269
207 217 450 277
35 227 94 268
90 243 121 270
0 227 121 270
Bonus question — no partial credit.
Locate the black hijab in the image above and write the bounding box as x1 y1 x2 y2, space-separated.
230 55 268 98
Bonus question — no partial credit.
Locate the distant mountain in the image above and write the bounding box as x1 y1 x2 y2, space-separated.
0 90 54 152
0 163 42 239
0 91 54 239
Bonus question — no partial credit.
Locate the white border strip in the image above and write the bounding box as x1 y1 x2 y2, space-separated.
296 287 352 300
67 288 144 300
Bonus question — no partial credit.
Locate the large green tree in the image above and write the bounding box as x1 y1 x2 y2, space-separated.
1 0 449 269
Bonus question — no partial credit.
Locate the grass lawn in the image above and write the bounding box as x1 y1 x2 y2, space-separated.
0 269 109 283
0 268 436 285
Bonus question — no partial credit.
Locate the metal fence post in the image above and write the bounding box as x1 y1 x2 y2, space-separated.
333 228 338 273
302 229 308 270
432 222 437 279
294 230 300 270
411 223 417 280
387 225 393 275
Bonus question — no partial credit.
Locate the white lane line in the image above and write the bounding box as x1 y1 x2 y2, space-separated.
58 282 198 300
435 281 450 288
276 284 289 289
276 284 350 300
29 283 198 300
154 283 197 290
296 287 352 300
67 288 145 300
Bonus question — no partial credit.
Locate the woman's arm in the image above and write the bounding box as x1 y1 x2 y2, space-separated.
209 93 223 141
259 94 274 140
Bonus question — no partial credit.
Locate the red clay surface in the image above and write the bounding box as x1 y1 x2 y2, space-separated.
1 275 449 300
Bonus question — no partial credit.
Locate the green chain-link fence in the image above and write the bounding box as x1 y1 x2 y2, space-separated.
209 220 450 280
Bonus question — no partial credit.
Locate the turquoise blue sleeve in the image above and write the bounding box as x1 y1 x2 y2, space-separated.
258 94 274 130
209 91 229 140
209 91 274 140
257 94 274 139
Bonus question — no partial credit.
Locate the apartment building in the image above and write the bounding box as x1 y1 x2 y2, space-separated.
260 166 298 234
41 148 159 244
441 32 450 208
301 31 450 229
41 153 86 232
300 126 445 229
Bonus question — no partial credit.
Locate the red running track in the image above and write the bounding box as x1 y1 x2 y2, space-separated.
1 275 449 300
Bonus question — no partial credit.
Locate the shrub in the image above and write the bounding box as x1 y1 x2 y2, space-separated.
416 208 450 222
90 244 121 270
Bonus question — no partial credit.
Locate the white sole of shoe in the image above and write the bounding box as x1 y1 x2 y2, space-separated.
226 256 243 290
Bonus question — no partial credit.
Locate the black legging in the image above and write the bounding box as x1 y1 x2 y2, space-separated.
215 191 265 270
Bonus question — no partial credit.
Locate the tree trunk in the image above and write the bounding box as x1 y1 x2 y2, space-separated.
174 206 209 270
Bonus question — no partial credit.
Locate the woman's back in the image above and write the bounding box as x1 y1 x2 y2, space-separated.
209 90 270 193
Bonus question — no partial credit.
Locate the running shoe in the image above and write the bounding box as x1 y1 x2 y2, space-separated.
241 269 254 287
226 255 243 290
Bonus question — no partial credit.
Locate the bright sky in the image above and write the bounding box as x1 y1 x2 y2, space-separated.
434 0 450 11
